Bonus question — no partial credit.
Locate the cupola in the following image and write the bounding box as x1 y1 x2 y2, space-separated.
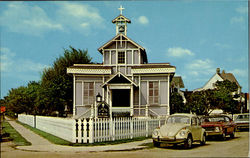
112 5 131 36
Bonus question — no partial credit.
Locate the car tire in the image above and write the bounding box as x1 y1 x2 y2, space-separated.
221 131 226 141
184 135 192 149
200 134 206 145
230 130 235 139
153 140 161 147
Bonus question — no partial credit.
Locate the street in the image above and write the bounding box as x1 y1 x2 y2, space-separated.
1 131 249 158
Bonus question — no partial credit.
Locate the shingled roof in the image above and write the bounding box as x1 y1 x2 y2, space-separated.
171 76 185 88
219 70 241 88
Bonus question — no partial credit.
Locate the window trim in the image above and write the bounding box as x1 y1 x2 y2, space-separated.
148 81 159 105
117 51 125 64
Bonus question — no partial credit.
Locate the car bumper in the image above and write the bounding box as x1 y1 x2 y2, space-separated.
152 137 186 144
236 123 249 129
206 131 223 136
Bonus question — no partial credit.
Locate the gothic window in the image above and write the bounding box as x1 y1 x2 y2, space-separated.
83 82 94 105
118 51 125 64
149 81 159 104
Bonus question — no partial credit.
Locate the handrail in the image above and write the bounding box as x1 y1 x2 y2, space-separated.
74 106 92 119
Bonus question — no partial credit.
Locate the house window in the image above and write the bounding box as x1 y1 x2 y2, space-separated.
149 81 159 104
118 51 125 64
83 82 94 105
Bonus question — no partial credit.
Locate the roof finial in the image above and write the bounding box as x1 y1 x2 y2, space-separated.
118 5 125 15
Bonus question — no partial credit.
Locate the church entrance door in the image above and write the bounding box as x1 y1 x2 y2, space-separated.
112 89 130 107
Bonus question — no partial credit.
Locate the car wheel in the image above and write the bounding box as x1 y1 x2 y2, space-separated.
221 131 226 141
153 140 161 147
200 134 206 145
184 135 193 149
230 130 235 138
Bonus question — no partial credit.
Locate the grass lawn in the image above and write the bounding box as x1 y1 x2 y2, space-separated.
17 121 149 146
2 121 31 146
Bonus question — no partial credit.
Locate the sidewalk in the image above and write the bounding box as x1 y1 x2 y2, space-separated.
5 117 151 152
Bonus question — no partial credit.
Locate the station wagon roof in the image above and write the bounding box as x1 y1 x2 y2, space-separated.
171 113 197 117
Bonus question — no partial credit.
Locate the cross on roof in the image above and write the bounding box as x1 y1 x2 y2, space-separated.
118 5 125 15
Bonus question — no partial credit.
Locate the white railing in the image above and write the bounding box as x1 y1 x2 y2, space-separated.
18 114 166 144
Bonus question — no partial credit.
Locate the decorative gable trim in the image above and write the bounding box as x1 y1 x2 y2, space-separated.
131 67 176 74
102 72 138 87
98 33 145 53
67 68 111 74
112 15 131 23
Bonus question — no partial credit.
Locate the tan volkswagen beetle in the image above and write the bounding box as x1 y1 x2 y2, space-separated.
152 113 206 148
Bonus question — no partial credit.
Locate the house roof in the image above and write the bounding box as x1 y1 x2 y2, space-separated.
102 72 138 87
171 76 185 88
131 63 175 69
219 70 241 88
98 33 148 63
112 15 131 23
98 33 145 53
68 64 111 69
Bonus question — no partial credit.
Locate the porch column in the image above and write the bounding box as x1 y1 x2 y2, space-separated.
73 74 76 116
167 74 170 116
130 85 134 116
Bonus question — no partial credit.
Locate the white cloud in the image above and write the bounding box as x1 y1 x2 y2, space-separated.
214 43 231 49
56 2 105 34
138 16 149 25
0 2 105 36
230 16 244 24
0 2 63 35
0 48 15 72
186 59 215 76
0 47 47 74
236 6 248 14
229 69 247 77
167 47 194 57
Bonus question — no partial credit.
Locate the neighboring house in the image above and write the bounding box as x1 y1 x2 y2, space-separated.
171 76 186 104
194 68 241 94
194 68 243 114
67 7 176 119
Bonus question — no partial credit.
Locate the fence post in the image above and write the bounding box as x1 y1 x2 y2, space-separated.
146 118 149 137
112 118 115 141
72 119 77 143
130 118 133 139
89 118 94 143
83 119 87 143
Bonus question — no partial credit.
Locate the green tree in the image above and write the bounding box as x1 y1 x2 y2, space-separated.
41 46 92 116
214 80 240 115
170 92 187 114
5 86 30 115
185 89 216 115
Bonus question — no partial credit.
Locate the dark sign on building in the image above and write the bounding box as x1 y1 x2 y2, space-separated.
97 102 110 118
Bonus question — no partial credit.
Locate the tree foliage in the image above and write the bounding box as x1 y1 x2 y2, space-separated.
3 46 92 117
170 92 187 114
184 80 240 115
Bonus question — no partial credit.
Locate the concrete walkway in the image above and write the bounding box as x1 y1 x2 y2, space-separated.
5 117 151 152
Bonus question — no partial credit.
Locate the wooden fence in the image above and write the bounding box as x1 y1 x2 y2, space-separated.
18 114 166 143
73 117 166 143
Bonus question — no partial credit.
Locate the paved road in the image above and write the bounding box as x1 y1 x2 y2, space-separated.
1 117 249 157
1 132 249 158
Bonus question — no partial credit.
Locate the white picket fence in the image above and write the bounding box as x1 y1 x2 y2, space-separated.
18 114 166 144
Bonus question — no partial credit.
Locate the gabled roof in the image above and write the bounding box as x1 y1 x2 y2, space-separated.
171 76 185 88
112 15 131 23
220 70 241 88
98 33 145 53
102 72 138 87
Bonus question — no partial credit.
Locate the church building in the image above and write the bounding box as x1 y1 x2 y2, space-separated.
67 6 176 118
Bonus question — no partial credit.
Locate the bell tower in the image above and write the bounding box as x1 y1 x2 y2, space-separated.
112 5 131 36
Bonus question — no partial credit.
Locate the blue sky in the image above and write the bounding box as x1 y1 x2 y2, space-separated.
0 1 248 98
